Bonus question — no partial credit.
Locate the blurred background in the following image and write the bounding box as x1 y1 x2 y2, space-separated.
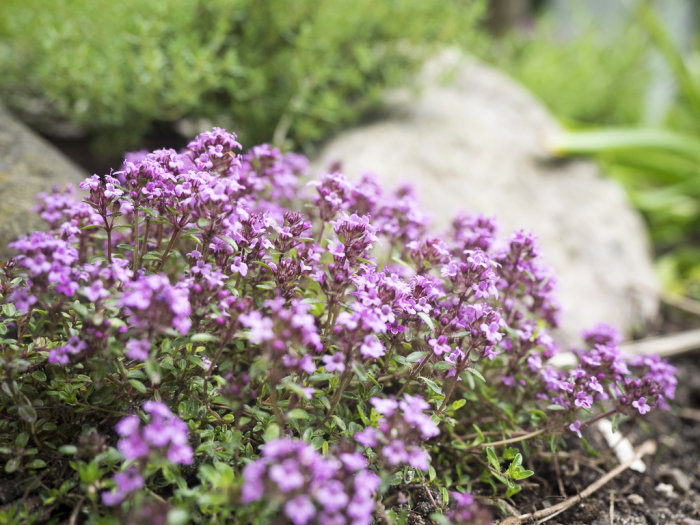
2 0 700 307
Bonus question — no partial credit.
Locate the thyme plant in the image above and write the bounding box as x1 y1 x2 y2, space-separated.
0 128 676 524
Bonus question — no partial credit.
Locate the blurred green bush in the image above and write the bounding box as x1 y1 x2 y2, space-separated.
548 5 700 300
0 0 485 156
484 12 651 127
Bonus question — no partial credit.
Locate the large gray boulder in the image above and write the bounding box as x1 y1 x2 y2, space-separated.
0 103 87 259
312 53 659 343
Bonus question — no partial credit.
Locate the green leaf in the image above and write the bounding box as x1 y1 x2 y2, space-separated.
451 399 466 411
419 376 443 395
502 447 518 460
128 379 148 394
417 312 435 334
27 459 47 469
332 415 346 432
550 128 700 162
15 432 29 448
59 445 78 455
5 457 20 474
486 446 500 472
2 303 17 317
264 423 280 443
190 333 219 343
287 409 310 420
466 367 486 384
405 351 426 363
18 404 37 423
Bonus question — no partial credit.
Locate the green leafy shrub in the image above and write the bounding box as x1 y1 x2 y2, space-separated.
485 10 650 126
0 0 485 156
0 128 676 523
550 5 700 299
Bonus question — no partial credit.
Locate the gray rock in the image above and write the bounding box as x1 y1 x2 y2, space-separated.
312 53 659 343
0 103 87 259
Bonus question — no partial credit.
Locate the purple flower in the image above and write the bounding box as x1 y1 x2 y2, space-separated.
284 495 316 525
239 311 275 344
102 466 144 506
48 336 87 365
383 440 407 465
359 335 385 359
316 480 350 513
632 396 651 415
114 402 192 465
269 459 305 492
241 461 266 503
322 353 346 373
126 339 150 361
407 447 430 471
119 274 191 335
428 335 450 356
339 453 368 471
355 427 378 447
370 397 397 417
569 420 583 438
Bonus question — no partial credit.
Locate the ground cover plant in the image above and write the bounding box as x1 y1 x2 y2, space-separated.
0 128 677 523
0 0 485 157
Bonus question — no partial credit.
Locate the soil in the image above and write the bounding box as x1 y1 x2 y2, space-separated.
40 132 700 525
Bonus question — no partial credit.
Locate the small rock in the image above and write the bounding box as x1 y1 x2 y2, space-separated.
658 465 692 494
627 493 645 505
682 519 700 525
655 482 676 497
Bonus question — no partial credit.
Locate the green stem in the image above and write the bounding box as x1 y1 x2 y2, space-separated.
132 207 140 274
396 349 432 397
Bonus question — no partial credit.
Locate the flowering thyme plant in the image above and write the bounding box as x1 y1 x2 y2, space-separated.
0 128 676 524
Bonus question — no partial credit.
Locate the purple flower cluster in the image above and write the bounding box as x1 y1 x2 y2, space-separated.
102 401 191 506
448 491 492 525
8 232 79 311
119 274 192 339
242 438 380 525
355 394 439 472
537 324 677 436
114 401 192 465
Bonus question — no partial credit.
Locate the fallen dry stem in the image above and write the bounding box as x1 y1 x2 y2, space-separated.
498 439 657 525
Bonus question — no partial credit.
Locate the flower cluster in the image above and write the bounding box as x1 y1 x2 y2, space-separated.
114 401 192 465
242 438 380 525
355 394 439 472
100 401 190 506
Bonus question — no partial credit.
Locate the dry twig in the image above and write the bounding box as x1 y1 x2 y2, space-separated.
621 328 700 357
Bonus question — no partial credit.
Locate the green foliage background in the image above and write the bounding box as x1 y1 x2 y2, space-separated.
484 11 651 127
0 0 486 156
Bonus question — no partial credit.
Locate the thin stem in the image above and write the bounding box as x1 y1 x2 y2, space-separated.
155 227 183 273
396 349 431 397
132 207 140 274
269 386 285 427
472 428 546 449
138 217 151 268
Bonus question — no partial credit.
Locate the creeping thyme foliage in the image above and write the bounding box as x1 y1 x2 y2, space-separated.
0 128 676 523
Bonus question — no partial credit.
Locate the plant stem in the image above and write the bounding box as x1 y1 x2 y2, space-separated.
473 428 546 449
132 207 140 274
396 349 431 397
